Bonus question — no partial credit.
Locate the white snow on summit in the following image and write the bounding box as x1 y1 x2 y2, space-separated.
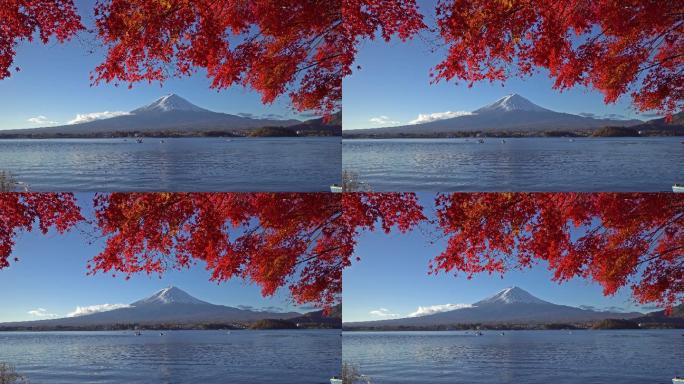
475 286 550 305
132 286 209 306
132 94 209 114
474 94 551 114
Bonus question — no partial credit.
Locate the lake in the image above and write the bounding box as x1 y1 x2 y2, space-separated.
342 137 684 191
0 137 340 191
0 329 340 383
342 330 684 383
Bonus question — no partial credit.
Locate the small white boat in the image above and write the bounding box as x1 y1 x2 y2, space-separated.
330 378 343 384
13 181 30 192
330 184 343 193
673 184 684 193
672 377 684 384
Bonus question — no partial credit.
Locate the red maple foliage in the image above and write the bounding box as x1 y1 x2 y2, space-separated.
0 0 83 80
92 0 424 115
0 193 83 268
432 0 684 116
89 193 424 308
432 193 684 309
343 0 426 43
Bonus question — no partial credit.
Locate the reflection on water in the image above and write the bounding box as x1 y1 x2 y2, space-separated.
342 137 684 191
0 137 340 191
343 330 684 384
0 330 340 384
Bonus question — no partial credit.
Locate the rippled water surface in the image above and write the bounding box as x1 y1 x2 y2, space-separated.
0 330 340 384
343 330 684 384
0 137 340 191
342 137 684 191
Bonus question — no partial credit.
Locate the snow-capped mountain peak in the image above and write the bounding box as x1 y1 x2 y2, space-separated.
475 287 550 306
131 94 209 114
131 286 209 306
474 94 550 114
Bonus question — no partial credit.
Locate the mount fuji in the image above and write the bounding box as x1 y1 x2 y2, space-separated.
350 94 642 134
131 94 212 114
345 287 644 327
5 94 304 136
0 287 303 328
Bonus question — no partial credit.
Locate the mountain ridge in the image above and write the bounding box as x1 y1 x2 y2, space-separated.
131 286 211 306
0 286 306 329
131 94 211 114
346 94 643 135
1 95 341 137
474 94 552 114
344 287 645 327
474 286 551 306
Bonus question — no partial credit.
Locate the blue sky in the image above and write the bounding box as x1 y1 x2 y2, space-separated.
343 193 657 322
342 0 659 130
0 194 313 322
0 0 307 131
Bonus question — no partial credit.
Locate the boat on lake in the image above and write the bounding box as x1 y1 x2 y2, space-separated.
673 184 684 193
672 377 684 384
330 184 343 193
11 181 30 192
0 170 30 192
330 377 343 384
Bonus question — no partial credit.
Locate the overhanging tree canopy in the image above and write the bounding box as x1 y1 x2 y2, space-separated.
432 193 684 310
433 0 684 116
0 0 83 79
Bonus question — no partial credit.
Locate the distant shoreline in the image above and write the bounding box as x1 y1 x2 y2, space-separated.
343 321 684 331
0 323 341 332
0 135 338 139
0 131 341 140
0 328 339 332
343 326 684 331
343 128 684 139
